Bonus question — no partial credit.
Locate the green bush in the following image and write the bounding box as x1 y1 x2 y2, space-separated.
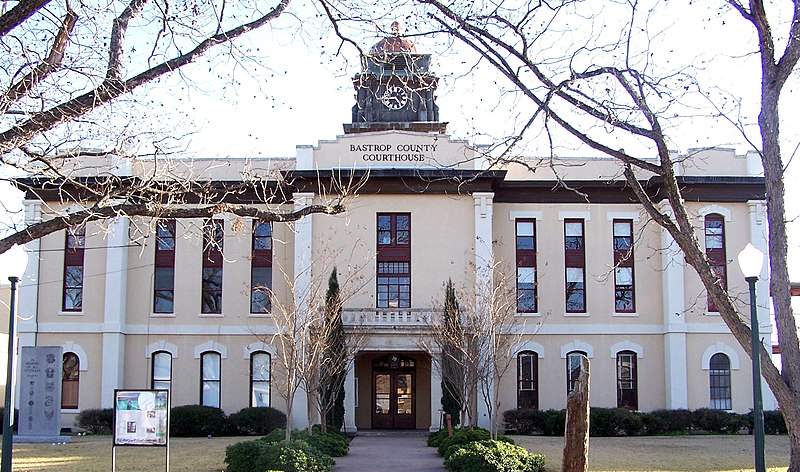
292 429 349 457
226 438 334 472
691 408 737 434
438 428 514 459
444 440 545 472
763 410 788 435
428 428 451 447
170 405 230 437
641 409 691 435
230 407 286 436
263 427 288 443
589 408 644 437
540 410 566 436
503 409 544 435
75 408 113 434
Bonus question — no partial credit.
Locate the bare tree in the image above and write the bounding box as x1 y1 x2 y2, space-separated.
390 0 800 467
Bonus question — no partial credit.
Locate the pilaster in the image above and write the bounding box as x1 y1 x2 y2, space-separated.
344 356 357 433
473 192 494 430
101 216 129 408
291 192 314 430
17 200 42 348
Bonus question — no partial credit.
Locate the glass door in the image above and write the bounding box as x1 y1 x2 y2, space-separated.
371 354 416 429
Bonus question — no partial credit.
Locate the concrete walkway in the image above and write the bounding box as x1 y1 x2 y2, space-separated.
333 431 447 472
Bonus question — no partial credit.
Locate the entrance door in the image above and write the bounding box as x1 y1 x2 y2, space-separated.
372 355 416 429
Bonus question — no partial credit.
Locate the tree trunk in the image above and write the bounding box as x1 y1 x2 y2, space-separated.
562 356 589 472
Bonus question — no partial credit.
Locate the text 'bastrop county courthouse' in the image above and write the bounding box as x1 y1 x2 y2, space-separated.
12 29 776 433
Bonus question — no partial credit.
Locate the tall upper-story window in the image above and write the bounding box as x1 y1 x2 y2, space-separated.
154 220 176 314
61 352 79 409
616 351 638 409
517 351 538 409
202 219 224 314
613 220 635 312
376 213 411 308
564 220 586 313
709 352 732 410
152 351 172 391
201 351 221 407
566 351 587 394
250 352 271 407
251 221 273 314
63 225 85 311
704 214 727 312
516 220 537 313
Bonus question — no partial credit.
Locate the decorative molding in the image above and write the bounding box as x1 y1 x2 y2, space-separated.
508 211 542 221
62 341 89 371
609 341 644 358
558 211 591 221
244 341 276 358
146 340 179 358
193 341 228 359
512 341 545 358
560 340 594 358
697 204 732 221
701 342 741 370
606 211 641 222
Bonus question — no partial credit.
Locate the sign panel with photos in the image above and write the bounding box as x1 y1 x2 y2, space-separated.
113 390 169 446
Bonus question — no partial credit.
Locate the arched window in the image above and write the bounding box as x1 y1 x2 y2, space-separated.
61 352 80 409
704 214 727 312
616 351 638 410
250 352 271 407
152 351 172 391
709 353 732 410
517 351 538 409
201 351 221 407
566 351 587 394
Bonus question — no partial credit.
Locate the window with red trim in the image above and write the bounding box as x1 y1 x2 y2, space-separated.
154 220 175 313
63 225 85 312
202 219 224 314
516 220 537 313
616 350 638 409
566 351 587 394
61 352 79 409
704 214 727 312
376 213 410 308
564 219 586 312
251 221 272 313
613 219 635 312
517 351 538 409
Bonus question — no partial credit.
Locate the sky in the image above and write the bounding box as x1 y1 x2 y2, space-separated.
1 0 798 278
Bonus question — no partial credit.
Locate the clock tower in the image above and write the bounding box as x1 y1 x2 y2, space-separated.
344 22 446 134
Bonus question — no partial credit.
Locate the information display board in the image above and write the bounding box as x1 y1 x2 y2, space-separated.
113 390 169 447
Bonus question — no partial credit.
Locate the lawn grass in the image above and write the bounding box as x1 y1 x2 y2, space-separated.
512 434 791 472
0 433 792 471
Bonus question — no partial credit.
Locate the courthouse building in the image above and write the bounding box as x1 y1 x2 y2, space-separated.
12 33 775 432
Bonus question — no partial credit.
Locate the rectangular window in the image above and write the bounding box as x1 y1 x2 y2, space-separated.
250 352 271 407
616 351 638 409
152 351 172 391
564 220 586 313
705 214 727 312
154 220 176 313
613 220 635 312
516 220 537 313
566 351 586 394
251 221 273 313
517 352 538 409
63 225 85 311
376 213 411 308
201 351 221 408
202 219 224 314
61 353 80 409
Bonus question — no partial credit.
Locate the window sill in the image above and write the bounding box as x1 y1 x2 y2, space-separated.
199 313 224 318
58 311 84 316
516 312 541 317
248 312 273 318
563 312 590 317
61 408 81 414
704 311 722 317
613 312 639 317
150 313 176 318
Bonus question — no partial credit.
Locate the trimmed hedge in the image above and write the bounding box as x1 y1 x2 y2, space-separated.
438 428 514 459
225 439 334 472
76 408 114 434
503 407 787 437
170 405 231 437
262 428 349 457
444 440 545 472
428 427 451 447
229 407 286 435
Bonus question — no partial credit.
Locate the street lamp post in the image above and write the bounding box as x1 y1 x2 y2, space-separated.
0 245 29 472
737 243 766 472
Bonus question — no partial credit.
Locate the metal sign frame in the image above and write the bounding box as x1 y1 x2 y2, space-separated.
111 389 170 472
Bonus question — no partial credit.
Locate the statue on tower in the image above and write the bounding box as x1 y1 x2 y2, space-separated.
369 21 417 55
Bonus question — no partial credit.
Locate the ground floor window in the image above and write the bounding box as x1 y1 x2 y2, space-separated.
616 351 637 410
201 351 221 407
566 351 587 394
61 352 79 409
709 353 732 410
517 351 538 409
152 351 172 391
250 352 271 407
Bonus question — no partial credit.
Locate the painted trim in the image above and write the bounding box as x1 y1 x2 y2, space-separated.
512 341 545 358
609 341 644 359
560 341 594 358
62 341 89 371
194 341 228 359
244 341 276 358
558 211 591 221
701 342 741 370
606 211 641 222
146 340 179 358
509 211 542 221
698 205 732 222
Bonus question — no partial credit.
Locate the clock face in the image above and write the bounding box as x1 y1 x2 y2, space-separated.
381 85 409 110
